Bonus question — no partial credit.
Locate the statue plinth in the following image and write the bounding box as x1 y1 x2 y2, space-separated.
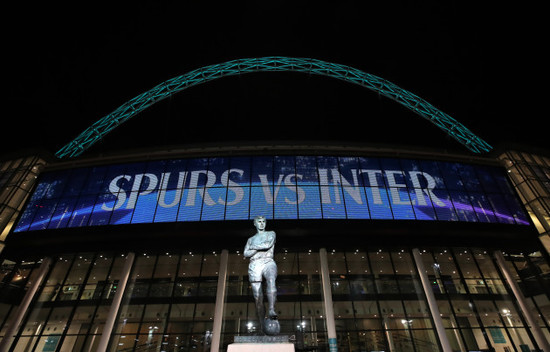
228 335 294 352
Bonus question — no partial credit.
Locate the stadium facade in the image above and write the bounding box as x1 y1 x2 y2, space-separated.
1 59 549 352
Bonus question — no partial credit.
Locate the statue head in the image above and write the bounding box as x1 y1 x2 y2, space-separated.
253 215 266 231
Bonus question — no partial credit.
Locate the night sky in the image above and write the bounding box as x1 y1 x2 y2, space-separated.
3 2 546 159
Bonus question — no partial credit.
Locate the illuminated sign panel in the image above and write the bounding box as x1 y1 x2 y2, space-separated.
14 155 529 232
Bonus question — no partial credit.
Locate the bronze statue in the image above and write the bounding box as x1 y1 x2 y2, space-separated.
244 216 279 335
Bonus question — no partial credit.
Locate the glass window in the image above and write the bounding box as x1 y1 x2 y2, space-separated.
370 250 397 294
150 254 178 298
454 249 482 279
226 252 249 297
46 257 72 287
430 249 465 294
298 251 321 295
167 303 196 334
112 304 145 350
153 253 178 280
472 250 508 295
276 251 300 295
200 252 220 277
63 254 93 296
193 303 214 333
392 251 420 295
132 254 155 280
4 244 548 352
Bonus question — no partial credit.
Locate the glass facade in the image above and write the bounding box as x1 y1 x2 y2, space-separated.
0 258 44 345
2 148 550 351
499 150 550 253
1 246 549 351
0 156 47 245
3 253 128 351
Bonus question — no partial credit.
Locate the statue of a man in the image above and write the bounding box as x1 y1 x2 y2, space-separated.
244 216 278 333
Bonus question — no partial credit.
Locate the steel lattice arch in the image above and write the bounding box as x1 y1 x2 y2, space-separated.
55 56 492 159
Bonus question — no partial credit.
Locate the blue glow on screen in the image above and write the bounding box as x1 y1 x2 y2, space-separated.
13 155 530 232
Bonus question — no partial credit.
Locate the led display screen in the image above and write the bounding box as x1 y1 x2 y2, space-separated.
14 155 529 232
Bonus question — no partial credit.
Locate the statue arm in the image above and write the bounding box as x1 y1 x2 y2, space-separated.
251 231 276 251
267 231 276 249
243 238 256 258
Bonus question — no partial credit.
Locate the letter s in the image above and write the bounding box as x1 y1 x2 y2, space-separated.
284 174 305 204
101 175 131 211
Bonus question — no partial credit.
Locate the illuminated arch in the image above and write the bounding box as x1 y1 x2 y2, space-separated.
55 56 492 158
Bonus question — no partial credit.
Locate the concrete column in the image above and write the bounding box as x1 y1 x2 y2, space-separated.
319 248 338 352
96 252 135 352
411 248 453 352
0 257 52 352
211 249 229 352
494 250 550 351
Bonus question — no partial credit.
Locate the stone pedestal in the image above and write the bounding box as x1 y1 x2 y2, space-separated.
227 343 294 352
228 336 294 352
